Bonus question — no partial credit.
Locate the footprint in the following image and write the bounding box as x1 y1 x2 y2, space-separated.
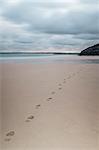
47 97 53 101
35 104 41 109
51 91 55 95
27 115 34 120
67 76 71 79
25 119 31 122
6 131 15 137
4 138 11 142
26 115 34 122
59 87 62 90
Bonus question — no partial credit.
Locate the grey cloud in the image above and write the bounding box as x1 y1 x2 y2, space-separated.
75 34 99 40
0 0 99 51
80 0 99 4
29 2 70 8
2 1 99 36
37 11 99 35
50 35 80 46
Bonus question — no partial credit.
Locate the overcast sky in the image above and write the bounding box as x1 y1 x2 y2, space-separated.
0 0 99 52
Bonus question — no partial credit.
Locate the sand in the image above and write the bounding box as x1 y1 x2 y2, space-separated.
1 61 99 150
0 63 2 149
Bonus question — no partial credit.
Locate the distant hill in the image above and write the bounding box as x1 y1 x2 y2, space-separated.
79 44 99 55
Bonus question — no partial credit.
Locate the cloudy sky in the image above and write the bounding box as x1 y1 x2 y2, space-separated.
0 0 99 52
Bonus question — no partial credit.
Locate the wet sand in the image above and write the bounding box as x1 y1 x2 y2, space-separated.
1 61 99 150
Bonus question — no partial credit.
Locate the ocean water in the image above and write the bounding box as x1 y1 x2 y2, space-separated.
0 54 99 64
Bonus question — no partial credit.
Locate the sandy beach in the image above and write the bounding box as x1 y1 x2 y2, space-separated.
0 63 2 149
1 58 99 150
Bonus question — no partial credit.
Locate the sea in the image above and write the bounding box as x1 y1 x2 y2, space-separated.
0 53 99 64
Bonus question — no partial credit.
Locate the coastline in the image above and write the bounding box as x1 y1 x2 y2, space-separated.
0 51 79 55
